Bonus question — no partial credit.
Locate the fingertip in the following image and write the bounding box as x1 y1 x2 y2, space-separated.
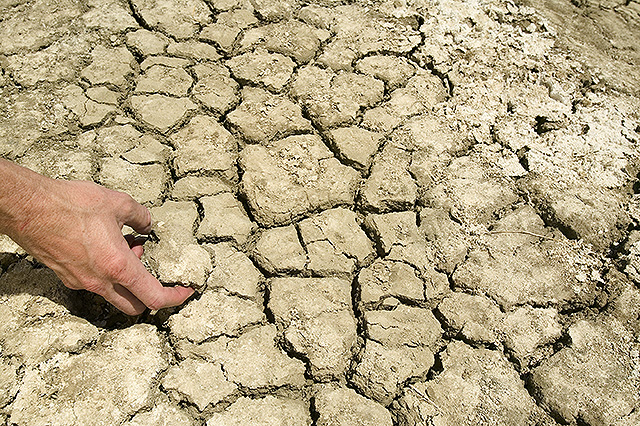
139 206 153 235
144 207 152 233
125 235 146 259
120 195 152 235
118 252 196 310
179 285 196 300
131 245 144 259
159 285 195 309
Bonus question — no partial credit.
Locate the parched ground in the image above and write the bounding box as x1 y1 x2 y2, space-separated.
1 0 640 425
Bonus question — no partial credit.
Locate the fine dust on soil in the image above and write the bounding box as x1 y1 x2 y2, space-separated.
1 0 640 425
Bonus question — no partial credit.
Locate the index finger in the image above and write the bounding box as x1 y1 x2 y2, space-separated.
119 250 195 310
116 192 153 235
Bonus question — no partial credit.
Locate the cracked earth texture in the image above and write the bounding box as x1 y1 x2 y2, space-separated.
1 0 640 425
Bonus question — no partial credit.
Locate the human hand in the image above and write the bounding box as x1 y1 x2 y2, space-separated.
0 161 194 315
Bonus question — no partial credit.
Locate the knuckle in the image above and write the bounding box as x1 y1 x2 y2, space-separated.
81 278 107 297
59 276 82 291
117 192 136 211
102 253 130 282
106 188 131 207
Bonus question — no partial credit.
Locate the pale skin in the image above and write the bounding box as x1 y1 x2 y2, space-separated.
0 159 194 315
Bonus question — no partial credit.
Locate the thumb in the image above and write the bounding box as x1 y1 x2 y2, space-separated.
117 193 152 235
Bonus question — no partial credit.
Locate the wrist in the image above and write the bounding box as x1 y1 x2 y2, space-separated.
0 159 53 241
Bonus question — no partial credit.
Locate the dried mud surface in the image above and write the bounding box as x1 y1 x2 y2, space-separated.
1 0 640 425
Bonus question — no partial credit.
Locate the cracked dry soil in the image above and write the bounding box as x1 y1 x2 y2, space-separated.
1 0 640 425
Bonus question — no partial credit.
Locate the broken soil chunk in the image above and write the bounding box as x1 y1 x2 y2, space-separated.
206 396 311 426
167 291 265 343
268 277 356 380
240 135 360 227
